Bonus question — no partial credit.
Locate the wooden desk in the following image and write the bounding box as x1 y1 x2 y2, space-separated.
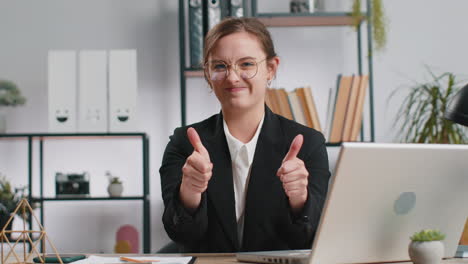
4 253 468 264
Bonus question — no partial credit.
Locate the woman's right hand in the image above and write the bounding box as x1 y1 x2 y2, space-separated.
179 127 213 211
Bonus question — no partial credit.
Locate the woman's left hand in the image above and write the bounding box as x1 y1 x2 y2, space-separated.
277 134 309 213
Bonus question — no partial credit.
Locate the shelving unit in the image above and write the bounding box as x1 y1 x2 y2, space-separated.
0 133 151 253
178 0 375 144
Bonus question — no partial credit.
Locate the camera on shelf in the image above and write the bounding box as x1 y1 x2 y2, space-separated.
55 172 90 197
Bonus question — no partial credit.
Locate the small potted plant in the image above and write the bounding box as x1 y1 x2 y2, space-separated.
0 80 27 133
0 174 34 238
409 229 445 264
105 171 123 197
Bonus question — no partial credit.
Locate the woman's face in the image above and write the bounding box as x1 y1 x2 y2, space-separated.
207 31 278 113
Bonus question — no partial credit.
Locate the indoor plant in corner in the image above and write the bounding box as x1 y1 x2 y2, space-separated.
392 70 468 144
0 80 26 133
409 229 445 264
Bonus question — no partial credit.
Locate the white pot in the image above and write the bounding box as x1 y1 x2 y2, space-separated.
409 240 444 264
107 183 123 197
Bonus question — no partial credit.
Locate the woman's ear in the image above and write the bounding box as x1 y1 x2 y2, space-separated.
267 56 280 80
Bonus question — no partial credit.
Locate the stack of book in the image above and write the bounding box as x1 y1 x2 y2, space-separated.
265 74 369 143
265 86 321 132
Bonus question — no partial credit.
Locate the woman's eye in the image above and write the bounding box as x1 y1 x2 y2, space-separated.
213 64 227 70
240 61 255 68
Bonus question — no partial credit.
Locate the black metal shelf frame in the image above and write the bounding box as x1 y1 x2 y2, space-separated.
178 0 375 145
0 133 151 253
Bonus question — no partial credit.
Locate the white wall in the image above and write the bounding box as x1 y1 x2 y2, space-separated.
0 0 179 253
373 0 468 142
1 0 467 253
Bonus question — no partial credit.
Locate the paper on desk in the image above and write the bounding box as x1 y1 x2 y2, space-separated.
71 255 193 264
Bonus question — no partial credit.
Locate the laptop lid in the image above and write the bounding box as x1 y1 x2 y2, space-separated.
309 143 468 264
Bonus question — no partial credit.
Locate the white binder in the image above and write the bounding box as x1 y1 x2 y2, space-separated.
48 50 77 132
78 50 108 133
108 50 138 132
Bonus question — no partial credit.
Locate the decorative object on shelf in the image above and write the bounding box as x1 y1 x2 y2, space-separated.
0 198 63 264
391 69 468 144
0 80 26 133
290 0 325 13
290 0 310 13
55 172 90 197
351 0 387 52
0 174 34 238
106 171 123 197
409 229 445 264
115 225 139 253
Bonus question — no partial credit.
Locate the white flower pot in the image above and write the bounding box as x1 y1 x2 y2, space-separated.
107 183 123 197
409 240 444 264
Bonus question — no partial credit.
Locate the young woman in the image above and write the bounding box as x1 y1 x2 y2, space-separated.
160 17 330 253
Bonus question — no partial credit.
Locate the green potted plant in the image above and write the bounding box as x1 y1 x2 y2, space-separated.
392 69 468 144
351 0 387 52
0 80 27 133
0 175 31 238
409 229 445 264
105 171 123 197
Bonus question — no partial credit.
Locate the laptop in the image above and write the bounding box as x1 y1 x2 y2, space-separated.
237 143 468 264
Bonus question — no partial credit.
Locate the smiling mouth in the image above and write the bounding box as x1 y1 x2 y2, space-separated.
226 87 246 92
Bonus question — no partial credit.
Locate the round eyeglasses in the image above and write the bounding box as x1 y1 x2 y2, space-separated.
204 58 267 81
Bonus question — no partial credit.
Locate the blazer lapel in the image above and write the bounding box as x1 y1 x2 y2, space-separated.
205 113 240 250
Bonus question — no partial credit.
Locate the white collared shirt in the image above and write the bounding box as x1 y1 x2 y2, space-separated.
223 114 265 246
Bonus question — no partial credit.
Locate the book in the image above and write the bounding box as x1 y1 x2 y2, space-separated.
350 75 369 141
268 88 281 115
303 86 322 132
288 90 307 126
341 75 361 142
324 75 341 141
329 75 353 143
276 88 294 120
295 87 314 128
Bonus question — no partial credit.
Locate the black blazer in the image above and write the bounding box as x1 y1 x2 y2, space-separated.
159 106 330 253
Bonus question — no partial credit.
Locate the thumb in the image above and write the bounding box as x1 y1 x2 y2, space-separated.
283 134 303 162
187 127 210 160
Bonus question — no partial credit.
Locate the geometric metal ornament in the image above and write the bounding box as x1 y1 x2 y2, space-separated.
1 199 63 264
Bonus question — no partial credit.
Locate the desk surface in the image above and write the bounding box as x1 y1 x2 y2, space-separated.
4 253 468 264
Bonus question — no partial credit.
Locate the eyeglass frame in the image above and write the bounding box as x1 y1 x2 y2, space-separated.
203 57 269 81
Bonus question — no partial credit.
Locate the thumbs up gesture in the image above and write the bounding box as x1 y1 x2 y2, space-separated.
180 127 213 210
277 134 309 213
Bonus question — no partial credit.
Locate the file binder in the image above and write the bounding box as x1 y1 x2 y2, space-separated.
230 0 244 17
205 0 221 31
48 50 77 132
78 50 108 132
108 50 138 132
189 0 204 68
